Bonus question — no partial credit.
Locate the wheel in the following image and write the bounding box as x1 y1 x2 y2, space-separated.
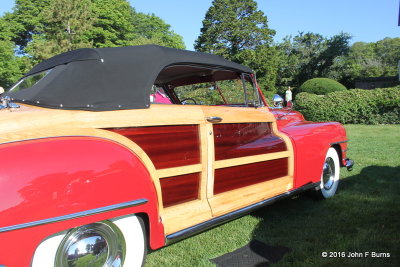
32 215 147 267
315 147 340 199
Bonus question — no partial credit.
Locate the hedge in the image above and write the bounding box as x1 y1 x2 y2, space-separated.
294 86 400 124
298 78 347 95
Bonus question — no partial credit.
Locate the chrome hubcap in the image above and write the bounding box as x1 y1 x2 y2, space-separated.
55 221 125 267
322 157 335 190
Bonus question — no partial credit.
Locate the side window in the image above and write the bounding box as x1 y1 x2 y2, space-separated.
173 77 258 107
217 79 245 105
242 74 260 107
174 82 224 105
155 64 260 107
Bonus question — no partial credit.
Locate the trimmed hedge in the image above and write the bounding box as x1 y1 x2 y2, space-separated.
295 87 400 124
298 78 347 95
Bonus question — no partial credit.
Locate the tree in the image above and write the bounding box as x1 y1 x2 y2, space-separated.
131 13 185 49
0 40 27 88
26 0 93 61
276 32 351 88
0 0 185 84
88 0 136 47
195 0 277 90
2 0 185 52
0 17 29 88
370 38 400 76
335 38 400 87
3 0 49 51
195 0 275 60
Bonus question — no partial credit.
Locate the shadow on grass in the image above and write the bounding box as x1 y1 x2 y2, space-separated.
249 166 400 266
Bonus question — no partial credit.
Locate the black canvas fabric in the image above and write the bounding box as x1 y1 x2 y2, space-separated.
6 45 253 111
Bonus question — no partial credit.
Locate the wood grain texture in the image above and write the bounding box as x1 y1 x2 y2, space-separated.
214 158 288 194
201 105 276 123
0 104 297 235
157 164 202 178
209 176 293 216
160 172 200 207
110 125 200 169
161 199 213 234
214 151 290 169
213 122 287 161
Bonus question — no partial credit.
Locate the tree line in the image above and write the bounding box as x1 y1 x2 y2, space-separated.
0 0 399 92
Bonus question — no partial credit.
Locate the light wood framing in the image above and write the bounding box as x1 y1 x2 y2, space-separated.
0 104 295 235
209 176 293 216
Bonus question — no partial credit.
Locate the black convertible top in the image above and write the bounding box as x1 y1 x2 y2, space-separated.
6 45 253 111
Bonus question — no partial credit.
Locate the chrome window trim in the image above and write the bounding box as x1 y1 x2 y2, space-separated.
0 199 148 233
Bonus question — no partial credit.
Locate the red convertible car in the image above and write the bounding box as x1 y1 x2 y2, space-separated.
0 45 353 267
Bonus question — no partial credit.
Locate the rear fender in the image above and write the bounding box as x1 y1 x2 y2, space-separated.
0 135 164 266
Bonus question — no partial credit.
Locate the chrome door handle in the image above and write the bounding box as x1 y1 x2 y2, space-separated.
206 116 223 123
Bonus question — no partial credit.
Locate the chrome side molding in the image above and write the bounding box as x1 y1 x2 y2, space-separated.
0 199 148 233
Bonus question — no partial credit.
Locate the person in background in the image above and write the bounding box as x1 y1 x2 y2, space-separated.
285 86 293 108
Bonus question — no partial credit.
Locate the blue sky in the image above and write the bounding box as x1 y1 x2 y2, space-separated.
0 0 399 50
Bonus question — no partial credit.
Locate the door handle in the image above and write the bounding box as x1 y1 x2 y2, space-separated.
206 116 223 123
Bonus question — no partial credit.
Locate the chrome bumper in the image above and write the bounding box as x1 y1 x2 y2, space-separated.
345 158 354 171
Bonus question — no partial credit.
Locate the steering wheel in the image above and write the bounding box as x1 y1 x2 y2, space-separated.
181 98 197 105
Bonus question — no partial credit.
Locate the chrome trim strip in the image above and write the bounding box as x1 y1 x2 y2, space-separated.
0 199 148 233
330 140 349 145
0 135 118 146
166 182 319 245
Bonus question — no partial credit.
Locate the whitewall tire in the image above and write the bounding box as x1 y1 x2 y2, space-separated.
32 215 147 267
316 147 340 199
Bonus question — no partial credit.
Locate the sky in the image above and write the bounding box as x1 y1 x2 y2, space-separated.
0 0 398 50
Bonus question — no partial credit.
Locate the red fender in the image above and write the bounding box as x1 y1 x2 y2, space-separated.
278 121 348 188
0 137 164 267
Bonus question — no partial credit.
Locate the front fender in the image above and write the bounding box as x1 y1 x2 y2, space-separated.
0 137 164 267
279 121 348 188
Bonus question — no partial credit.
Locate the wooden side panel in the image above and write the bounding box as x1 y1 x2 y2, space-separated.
160 173 200 207
214 158 288 194
209 176 293 216
214 122 287 161
110 125 200 169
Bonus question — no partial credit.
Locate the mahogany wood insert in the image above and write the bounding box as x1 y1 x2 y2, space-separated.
160 172 200 207
213 122 287 161
109 125 200 169
214 158 288 194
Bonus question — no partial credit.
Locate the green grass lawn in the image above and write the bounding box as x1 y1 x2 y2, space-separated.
146 125 400 267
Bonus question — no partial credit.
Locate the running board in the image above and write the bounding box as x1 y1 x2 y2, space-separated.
165 182 320 245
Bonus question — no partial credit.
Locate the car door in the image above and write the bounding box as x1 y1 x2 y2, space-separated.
110 104 213 235
202 75 294 216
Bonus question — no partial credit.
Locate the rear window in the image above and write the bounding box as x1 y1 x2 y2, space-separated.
9 70 52 93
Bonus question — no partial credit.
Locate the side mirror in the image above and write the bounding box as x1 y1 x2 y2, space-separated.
273 94 284 108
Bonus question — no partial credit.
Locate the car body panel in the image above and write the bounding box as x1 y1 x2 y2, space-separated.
0 46 352 266
271 109 348 188
0 136 164 266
